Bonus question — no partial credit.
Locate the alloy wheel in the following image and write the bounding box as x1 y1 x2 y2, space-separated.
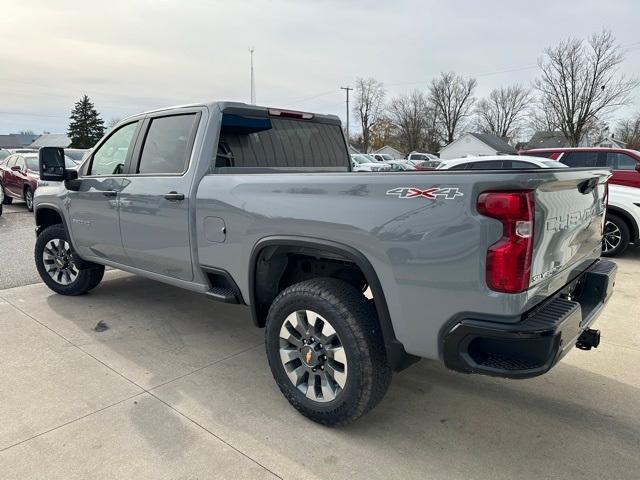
25 190 33 210
42 239 78 285
603 220 621 254
279 310 348 403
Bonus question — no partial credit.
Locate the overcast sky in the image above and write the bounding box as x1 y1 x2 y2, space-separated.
1 0 639 135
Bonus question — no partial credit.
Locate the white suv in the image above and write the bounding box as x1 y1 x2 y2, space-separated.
605 184 640 256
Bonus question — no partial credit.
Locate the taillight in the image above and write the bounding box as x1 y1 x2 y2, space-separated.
477 191 535 293
268 108 313 119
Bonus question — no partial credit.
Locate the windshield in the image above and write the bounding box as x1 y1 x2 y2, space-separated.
25 157 39 170
351 155 370 164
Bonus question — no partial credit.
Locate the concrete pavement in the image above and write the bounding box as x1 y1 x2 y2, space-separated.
0 250 639 479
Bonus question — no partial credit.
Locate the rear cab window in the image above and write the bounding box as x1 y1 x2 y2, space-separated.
214 111 349 172
136 114 199 175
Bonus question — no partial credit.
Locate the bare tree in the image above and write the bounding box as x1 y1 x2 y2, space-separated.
534 30 639 146
476 85 531 139
352 78 386 152
386 90 437 154
428 72 477 144
527 97 561 134
616 114 640 150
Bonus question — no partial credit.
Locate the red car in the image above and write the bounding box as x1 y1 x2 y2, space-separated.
0 153 43 211
521 147 640 188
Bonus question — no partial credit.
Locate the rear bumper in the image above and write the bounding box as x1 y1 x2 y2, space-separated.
442 259 617 379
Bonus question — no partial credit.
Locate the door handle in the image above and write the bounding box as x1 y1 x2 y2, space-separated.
164 191 185 201
102 190 118 197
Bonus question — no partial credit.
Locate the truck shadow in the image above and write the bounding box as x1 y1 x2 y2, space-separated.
42 272 640 478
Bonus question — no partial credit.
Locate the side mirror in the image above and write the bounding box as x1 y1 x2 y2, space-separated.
39 147 66 181
10 165 21 172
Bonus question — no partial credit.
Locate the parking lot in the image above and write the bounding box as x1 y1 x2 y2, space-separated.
0 207 638 479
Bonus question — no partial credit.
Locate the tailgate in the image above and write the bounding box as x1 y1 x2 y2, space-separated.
528 168 610 299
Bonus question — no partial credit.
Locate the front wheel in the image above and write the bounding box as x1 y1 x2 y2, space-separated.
1 184 12 205
35 224 105 295
24 187 34 212
265 278 391 426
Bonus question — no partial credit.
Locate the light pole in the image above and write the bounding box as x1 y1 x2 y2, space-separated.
340 86 353 143
249 47 256 104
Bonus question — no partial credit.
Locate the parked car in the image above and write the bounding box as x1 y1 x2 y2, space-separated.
0 152 76 211
407 151 439 165
604 184 640 257
521 147 640 188
370 153 395 163
384 159 416 171
436 155 567 170
414 160 442 170
351 154 387 172
33 101 615 426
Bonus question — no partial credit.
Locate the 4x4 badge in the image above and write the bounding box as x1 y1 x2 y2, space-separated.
386 187 464 200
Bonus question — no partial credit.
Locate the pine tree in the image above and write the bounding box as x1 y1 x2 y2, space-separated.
67 95 105 148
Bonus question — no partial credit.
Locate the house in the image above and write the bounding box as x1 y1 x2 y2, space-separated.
593 134 626 149
0 133 39 149
525 131 570 149
28 134 72 148
372 145 403 159
439 133 517 160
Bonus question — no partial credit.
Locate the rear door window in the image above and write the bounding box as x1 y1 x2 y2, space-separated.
468 160 504 169
507 161 538 169
137 114 198 174
560 152 600 168
215 114 348 170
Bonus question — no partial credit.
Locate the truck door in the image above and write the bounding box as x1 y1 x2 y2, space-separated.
67 120 141 264
118 111 200 282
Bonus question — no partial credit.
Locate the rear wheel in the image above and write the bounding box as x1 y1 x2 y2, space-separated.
265 278 391 426
602 214 630 257
24 187 34 212
35 224 105 295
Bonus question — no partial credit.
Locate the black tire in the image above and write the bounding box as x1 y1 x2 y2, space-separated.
35 224 105 295
602 214 630 257
265 278 391 426
1 184 12 205
24 186 34 212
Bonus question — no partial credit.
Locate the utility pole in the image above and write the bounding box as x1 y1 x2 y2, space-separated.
340 86 353 142
249 47 256 104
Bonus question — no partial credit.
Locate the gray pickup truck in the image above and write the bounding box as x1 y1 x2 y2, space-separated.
34 101 617 425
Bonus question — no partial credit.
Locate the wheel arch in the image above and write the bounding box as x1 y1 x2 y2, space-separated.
249 236 414 370
607 206 638 243
35 205 65 235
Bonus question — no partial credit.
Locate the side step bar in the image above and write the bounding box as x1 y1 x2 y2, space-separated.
205 286 239 304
